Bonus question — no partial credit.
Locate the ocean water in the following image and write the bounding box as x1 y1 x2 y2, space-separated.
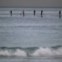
0 8 62 62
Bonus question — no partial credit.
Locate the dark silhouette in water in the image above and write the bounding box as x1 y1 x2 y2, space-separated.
33 10 36 16
41 10 43 17
10 10 12 16
59 10 61 18
23 10 25 16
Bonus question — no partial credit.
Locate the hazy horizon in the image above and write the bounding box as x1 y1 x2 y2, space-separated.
0 0 62 8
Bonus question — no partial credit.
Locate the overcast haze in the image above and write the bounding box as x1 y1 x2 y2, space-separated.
0 0 62 8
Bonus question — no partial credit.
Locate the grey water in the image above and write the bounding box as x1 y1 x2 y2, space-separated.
0 8 62 62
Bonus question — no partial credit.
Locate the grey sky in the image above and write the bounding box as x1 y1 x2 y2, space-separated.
0 0 62 7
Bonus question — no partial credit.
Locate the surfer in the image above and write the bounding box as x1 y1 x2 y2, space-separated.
41 10 43 17
23 10 25 16
34 10 36 16
10 10 12 16
59 10 61 18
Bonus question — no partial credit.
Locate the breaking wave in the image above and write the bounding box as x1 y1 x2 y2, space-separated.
0 45 62 58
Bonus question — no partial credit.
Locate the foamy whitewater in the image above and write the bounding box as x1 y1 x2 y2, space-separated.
0 45 62 58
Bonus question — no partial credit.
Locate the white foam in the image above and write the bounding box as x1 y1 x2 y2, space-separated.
0 49 27 57
0 50 11 56
32 47 53 57
14 49 27 56
32 47 62 57
53 47 62 55
0 47 62 57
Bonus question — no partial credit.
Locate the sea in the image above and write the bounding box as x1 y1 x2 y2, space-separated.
0 8 62 62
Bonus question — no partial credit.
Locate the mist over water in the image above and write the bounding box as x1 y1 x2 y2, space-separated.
0 8 62 62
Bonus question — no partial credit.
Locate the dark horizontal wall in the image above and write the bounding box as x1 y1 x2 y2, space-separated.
0 0 62 8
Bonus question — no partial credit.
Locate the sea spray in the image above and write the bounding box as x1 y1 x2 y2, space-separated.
0 45 62 58
0 49 27 57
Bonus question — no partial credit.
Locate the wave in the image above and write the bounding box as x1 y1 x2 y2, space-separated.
0 45 62 58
